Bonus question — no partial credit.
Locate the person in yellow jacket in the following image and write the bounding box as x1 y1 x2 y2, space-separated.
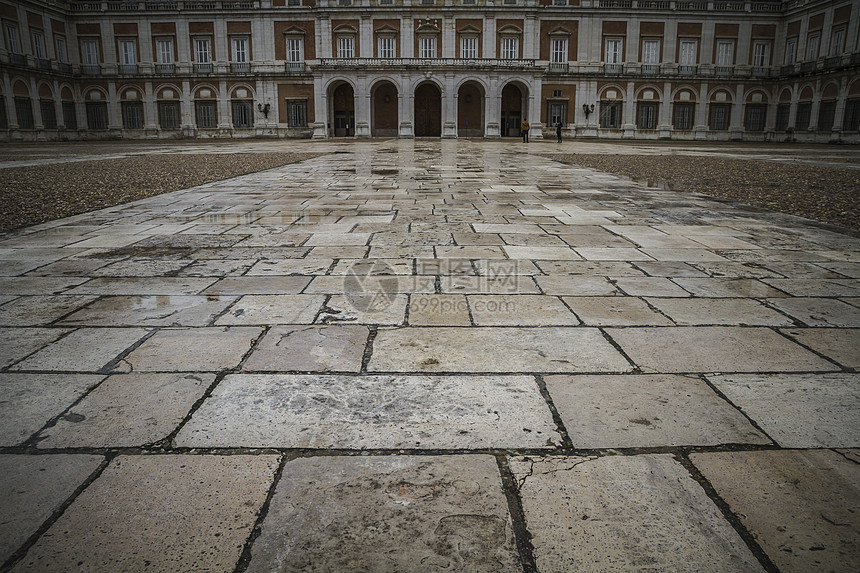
521 120 530 143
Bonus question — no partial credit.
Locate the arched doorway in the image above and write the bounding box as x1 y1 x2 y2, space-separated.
414 82 441 137
372 81 398 137
458 82 483 137
331 82 355 137
501 83 526 137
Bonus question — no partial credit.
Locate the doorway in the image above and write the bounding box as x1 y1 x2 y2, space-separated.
332 82 355 137
501 83 525 137
414 82 441 137
458 82 484 137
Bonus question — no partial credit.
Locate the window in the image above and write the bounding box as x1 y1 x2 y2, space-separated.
419 36 436 58
673 102 694 130
231 37 249 72
15 98 34 129
40 99 57 129
708 103 731 130
605 38 622 63
775 103 789 131
287 37 303 62
805 33 819 60
156 38 174 72
287 99 308 127
784 38 797 64
196 101 216 128
287 0 300 4
752 42 769 68
461 36 478 59
843 99 860 131
599 101 621 128
62 101 77 129
795 102 811 130
636 102 658 129
232 100 253 128
818 100 836 132
32 30 46 59
122 101 143 129
551 38 567 63
119 39 136 73
5 23 20 53
679 39 697 73
82 39 99 73
55 36 68 63
501 36 518 59
829 27 845 56
548 101 567 126
337 36 354 58
642 39 659 64
195 37 212 66
378 36 395 59
715 40 733 70
85 101 107 130
744 104 766 132
158 101 180 129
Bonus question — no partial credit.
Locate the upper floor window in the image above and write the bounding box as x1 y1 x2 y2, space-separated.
679 39 697 65
752 42 770 68
378 36 395 59
605 38 622 63
419 36 436 59
551 38 567 63
784 37 797 64
119 39 136 65
195 38 212 63
81 39 99 65
715 40 733 65
232 37 248 63
337 36 354 58
156 38 174 64
829 27 845 56
641 39 659 64
287 37 303 62
32 30 46 59
501 36 519 59
287 0 300 4
805 33 819 60
5 23 20 54
55 36 68 63
461 36 478 59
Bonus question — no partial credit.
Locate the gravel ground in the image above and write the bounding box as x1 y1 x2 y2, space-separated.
0 152 321 233
547 153 860 231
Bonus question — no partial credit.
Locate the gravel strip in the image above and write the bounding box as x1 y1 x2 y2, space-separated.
0 152 322 234
547 153 860 231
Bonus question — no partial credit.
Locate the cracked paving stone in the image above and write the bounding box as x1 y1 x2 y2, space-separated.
242 325 368 372
245 455 521 573
510 454 764 572
691 449 860 573
60 295 238 327
175 374 560 449
780 327 860 369
11 327 150 372
214 294 324 325
0 327 72 368
0 295 98 326
117 326 262 372
9 455 278 573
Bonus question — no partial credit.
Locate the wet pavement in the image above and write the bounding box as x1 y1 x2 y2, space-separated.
0 139 858 572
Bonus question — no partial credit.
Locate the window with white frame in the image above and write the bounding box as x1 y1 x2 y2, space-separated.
32 30 46 59
119 39 136 66
5 23 20 53
287 37 303 62
805 33 819 60
337 36 354 58
715 40 734 73
829 27 845 56
378 36 395 58
752 42 770 68
673 102 695 130
232 100 253 128
551 38 568 63
461 36 478 59
156 38 174 64
195 100 216 128
82 39 99 72
232 37 248 63
642 39 659 64
287 99 308 127
501 36 518 59
195 38 212 63
548 101 566 126
636 102 658 129
605 38 622 63
419 36 436 58
600 100 622 128
55 36 67 63
784 37 797 64
679 39 697 68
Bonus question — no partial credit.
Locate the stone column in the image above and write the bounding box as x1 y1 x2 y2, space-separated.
311 74 327 139
485 73 500 138
355 73 371 138
528 76 544 139
402 17 414 58
442 71 456 138
359 15 372 59
399 72 414 138
622 80 636 138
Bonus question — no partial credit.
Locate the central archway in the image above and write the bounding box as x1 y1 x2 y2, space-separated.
414 82 441 137
331 82 355 137
458 82 484 137
501 83 526 137
372 81 398 137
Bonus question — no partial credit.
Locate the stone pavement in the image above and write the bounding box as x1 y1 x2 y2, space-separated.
0 139 858 572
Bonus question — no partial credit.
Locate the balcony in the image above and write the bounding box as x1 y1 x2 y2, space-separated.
678 65 697 75
155 63 175 74
119 64 138 74
314 57 539 71
604 63 623 74
799 61 817 73
641 64 659 75
780 64 797 76
285 61 307 73
194 62 213 73
231 62 250 73
58 62 73 74
548 62 569 73
82 64 101 75
824 56 843 70
144 0 178 9
9 53 27 66
751 66 771 78
714 65 733 76
37 58 53 71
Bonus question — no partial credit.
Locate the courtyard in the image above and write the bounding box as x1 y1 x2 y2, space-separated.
0 139 858 572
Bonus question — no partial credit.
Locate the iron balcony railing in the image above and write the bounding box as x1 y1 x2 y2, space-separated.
314 57 538 70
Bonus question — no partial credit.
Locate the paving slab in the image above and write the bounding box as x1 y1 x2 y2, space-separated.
612 276 692 297
534 275 619 296
762 278 860 297
510 454 764 572
9 455 278 573
117 326 262 372
0 373 105 446
11 327 150 372
0 277 87 295
35 373 213 448
0 454 104 563
370 327 632 373
246 455 520 573
468 295 580 326
691 449 859 573
546 374 769 448
177 373 560 449
202 275 311 294
60 295 237 326
214 294 323 325
780 327 860 368
65 277 216 295
408 294 470 326
646 297 793 326
0 295 98 326
242 325 368 372
673 277 790 297
707 373 860 448
442 275 540 294
606 326 837 373
562 296 674 326
766 297 860 327
0 327 72 368
245 258 332 275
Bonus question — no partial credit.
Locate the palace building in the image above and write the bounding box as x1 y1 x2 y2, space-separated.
1 0 858 142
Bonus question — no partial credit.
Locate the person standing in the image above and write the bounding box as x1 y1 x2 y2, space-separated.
556 122 562 143
521 119 530 143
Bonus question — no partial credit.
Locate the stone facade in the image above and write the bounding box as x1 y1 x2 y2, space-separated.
1 0 858 142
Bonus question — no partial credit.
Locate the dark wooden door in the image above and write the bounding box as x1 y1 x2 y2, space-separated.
414 83 441 137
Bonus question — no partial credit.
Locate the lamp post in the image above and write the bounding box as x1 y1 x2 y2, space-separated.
582 103 595 125
257 102 270 118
